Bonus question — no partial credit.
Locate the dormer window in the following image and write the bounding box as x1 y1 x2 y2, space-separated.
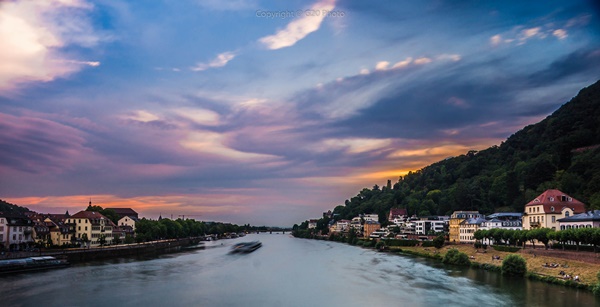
565 211 570 217
549 197 554 201
551 206 555 212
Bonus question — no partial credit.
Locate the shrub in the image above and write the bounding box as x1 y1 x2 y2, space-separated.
421 241 436 247
502 254 527 276
492 245 521 253
433 235 445 249
375 241 386 250
442 248 471 266
386 239 419 247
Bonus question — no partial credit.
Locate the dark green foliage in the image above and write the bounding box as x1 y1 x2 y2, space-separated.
502 255 527 276
385 239 419 247
442 248 471 266
421 240 436 247
375 241 386 249
433 235 445 249
135 218 253 242
86 205 121 224
0 199 29 214
492 246 521 253
319 81 600 221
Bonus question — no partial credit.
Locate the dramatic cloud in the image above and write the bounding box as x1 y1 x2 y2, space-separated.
258 0 335 50
0 0 101 93
1 1 599 225
0 112 91 173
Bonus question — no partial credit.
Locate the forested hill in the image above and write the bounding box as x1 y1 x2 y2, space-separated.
0 199 30 215
332 80 600 222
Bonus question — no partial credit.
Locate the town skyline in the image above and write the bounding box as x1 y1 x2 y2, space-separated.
1 0 600 226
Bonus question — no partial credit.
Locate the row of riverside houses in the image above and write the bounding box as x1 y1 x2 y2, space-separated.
0 201 139 251
449 189 599 245
312 189 598 242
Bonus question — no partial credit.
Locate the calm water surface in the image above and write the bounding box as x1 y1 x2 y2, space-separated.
2 234 598 307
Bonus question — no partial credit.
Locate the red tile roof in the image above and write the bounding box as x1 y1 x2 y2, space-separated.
525 189 586 214
389 208 407 218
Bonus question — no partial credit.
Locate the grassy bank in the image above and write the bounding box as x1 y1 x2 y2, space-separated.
390 244 598 289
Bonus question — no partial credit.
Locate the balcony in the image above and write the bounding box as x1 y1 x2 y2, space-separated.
530 222 540 228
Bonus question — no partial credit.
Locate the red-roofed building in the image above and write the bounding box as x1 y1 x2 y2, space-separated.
67 211 114 247
523 189 586 230
388 208 407 222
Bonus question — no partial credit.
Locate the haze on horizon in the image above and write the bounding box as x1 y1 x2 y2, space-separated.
1 0 599 226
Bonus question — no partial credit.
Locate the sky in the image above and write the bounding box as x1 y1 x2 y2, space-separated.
1 0 599 226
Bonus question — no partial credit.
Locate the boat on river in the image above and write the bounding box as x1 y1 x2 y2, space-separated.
0 256 69 274
230 241 262 253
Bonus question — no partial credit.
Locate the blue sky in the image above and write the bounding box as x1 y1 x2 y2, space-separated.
1 0 599 226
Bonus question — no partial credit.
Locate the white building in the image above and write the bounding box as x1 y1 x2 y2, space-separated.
558 210 600 230
0 216 6 249
118 216 138 231
459 217 486 243
334 220 350 232
415 216 449 235
363 214 379 222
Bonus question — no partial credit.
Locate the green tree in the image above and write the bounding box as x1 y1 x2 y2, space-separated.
124 234 135 244
81 233 90 248
99 235 107 247
433 235 445 249
502 254 527 276
443 248 470 266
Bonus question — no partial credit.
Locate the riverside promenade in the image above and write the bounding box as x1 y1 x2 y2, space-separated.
0 237 204 263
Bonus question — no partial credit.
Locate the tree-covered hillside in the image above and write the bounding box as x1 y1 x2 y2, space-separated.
332 80 600 222
0 199 30 215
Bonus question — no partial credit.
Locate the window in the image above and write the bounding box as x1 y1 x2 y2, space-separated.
565 212 570 217
552 216 555 223
551 206 555 212
78 226 81 231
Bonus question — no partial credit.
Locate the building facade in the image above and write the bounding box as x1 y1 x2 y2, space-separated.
118 216 138 231
67 211 114 247
415 216 449 235
522 189 586 230
449 211 483 243
458 217 486 243
363 220 380 238
558 210 600 230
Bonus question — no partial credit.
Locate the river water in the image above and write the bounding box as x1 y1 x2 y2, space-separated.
1 234 598 307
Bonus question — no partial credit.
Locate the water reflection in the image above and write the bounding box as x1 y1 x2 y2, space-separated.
0 234 598 307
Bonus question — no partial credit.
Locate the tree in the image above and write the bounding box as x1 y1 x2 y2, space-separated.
443 248 470 266
433 235 445 249
99 235 107 247
124 234 135 244
502 254 527 276
81 233 90 248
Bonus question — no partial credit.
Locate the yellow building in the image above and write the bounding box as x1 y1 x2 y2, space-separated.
449 211 482 243
363 220 380 238
67 211 114 247
522 189 586 230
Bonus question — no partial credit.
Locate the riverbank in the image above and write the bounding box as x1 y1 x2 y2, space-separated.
0 237 204 265
390 244 600 288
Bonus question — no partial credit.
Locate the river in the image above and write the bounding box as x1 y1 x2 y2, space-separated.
1 234 598 307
